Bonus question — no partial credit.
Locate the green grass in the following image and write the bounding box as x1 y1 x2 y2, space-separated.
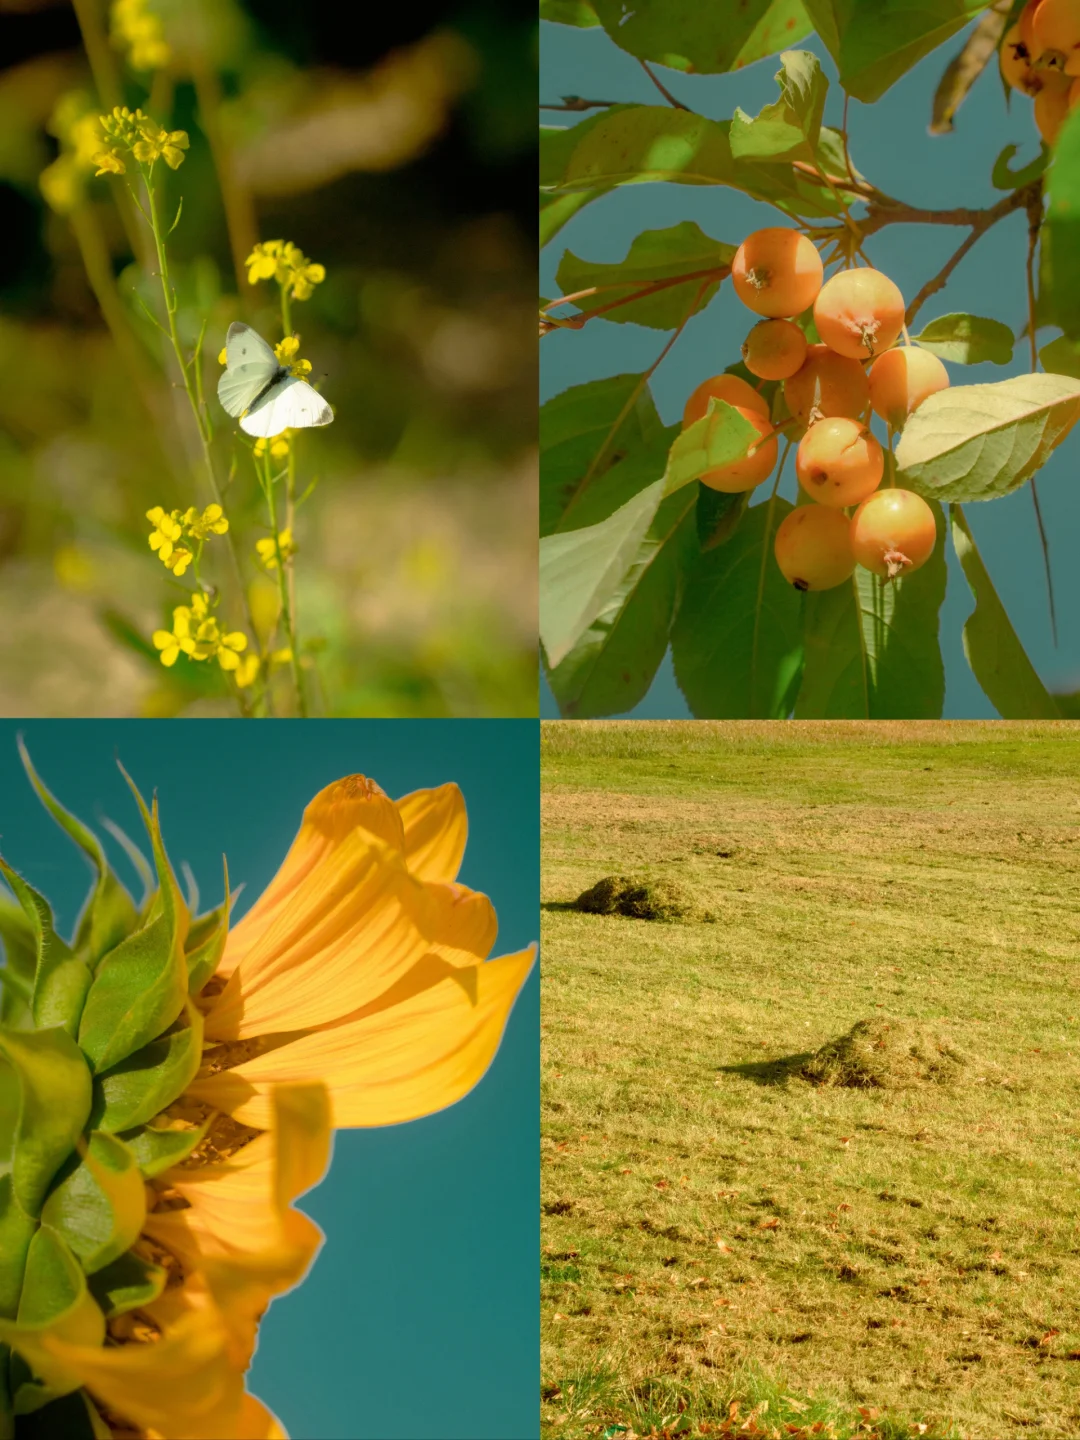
541 722 1080 1440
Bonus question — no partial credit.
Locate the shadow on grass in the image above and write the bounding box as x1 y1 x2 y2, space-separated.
542 900 581 913
718 1052 815 1087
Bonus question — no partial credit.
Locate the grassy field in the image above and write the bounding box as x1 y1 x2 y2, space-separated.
541 722 1080 1440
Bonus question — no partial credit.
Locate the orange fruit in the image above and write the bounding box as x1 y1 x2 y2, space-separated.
784 343 870 425
795 417 884 509
731 227 824 318
868 347 950 428
774 506 856 591
813 267 906 360
682 372 769 428
850 489 937 579
741 318 808 381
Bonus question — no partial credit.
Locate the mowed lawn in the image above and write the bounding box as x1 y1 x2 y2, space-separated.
541 722 1080 1440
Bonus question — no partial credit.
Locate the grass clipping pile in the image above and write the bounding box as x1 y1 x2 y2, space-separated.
572 874 714 923
801 1018 973 1090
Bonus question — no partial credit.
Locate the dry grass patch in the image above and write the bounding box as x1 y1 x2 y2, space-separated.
541 721 1080 1440
800 1019 975 1091
572 875 714 923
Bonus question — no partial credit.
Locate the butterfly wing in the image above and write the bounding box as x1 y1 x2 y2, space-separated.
239 377 334 437
224 322 278 371
218 362 279 418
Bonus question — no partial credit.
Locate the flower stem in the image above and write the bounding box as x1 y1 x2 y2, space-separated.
141 163 262 706
261 452 307 717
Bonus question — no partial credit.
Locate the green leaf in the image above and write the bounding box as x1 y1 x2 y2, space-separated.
118 1119 206 1179
1043 104 1080 339
86 1250 165 1318
949 505 1060 718
92 1001 204 1133
76 914 188 1075
910 314 1014 365
590 0 811 74
541 105 850 220
1 1226 104 1414
555 222 734 329
41 1132 146 1275
546 492 697 718
16 742 137 968
805 0 987 103
670 497 804 717
0 1029 91 1217
184 866 230 996
116 769 188 962
991 142 1049 191
541 186 610 247
0 901 35 983
0 1176 36 1320
539 0 599 24
1039 335 1080 379
697 487 749 551
794 503 947 718
663 401 764 496
540 374 667 536
730 50 828 165
541 479 666 667
0 861 90 1041
895 373 1080 502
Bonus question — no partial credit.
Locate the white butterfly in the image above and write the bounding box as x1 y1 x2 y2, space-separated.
217 322 333 438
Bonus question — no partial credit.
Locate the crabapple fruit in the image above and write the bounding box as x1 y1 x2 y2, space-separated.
682 372 770 428
741 318 808 381
1035 71 1073 142
774 505 856 591
814 267 906 360
868 346 950 428
731 227 824 318
795 417 884 509
1032 0 1080 73
850 488 937 579
784 343 870 425
1000 24 1041 93
699 407 778 493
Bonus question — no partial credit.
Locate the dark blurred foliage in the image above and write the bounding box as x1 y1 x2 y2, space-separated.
0 0 537 717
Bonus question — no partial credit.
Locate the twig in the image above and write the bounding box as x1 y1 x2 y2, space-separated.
541 96 618 111
1024 185 1057 646
902 180 1042 327
540 265 729 336
638 59 690 111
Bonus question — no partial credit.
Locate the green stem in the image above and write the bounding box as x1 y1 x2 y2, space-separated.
141 164 262 711
262 452 307 716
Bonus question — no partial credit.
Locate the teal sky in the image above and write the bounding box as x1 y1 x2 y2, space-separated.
0 720 539 1440
540 17 1080 719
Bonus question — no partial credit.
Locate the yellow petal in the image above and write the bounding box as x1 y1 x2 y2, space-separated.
216 775 406 981
34 1310 248 1440
395 783 467 882
206 842 497 1039
189 946 535 1128
144 1084 330 1364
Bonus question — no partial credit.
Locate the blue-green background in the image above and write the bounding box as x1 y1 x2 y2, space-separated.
540 17 1080 719
0 720 539 1440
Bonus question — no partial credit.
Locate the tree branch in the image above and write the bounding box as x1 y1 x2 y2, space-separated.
540 265 730 336
639 60 691 110
541 96 618 111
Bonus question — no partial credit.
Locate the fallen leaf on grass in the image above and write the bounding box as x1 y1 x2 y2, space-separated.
758 1217 780 1230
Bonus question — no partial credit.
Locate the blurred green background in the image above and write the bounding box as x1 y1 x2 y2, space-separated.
0 0 537 717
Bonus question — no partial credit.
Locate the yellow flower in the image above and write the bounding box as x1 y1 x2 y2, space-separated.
282 242 326 301
184 503 230 541
110 0 171 71
189 775 535 1127
234 653 260 688
252 432 291 459
99 105 148 146
218 346 228 365
216 630 249 672
255 530 296 572
245 240 287 286
92 147 126 176
273 336 312 378
132 118 189 169
0 768 533 1438
39 155 81 214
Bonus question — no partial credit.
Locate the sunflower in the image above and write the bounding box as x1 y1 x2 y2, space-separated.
0 750 534 1438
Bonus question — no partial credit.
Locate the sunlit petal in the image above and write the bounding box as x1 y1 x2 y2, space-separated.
395 783 467 882
206 844 497 1039
36 1310 248 1440
190 946 535 1128
217 775 405 978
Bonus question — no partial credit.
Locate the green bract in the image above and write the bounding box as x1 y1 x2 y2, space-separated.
0 751 231 1436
